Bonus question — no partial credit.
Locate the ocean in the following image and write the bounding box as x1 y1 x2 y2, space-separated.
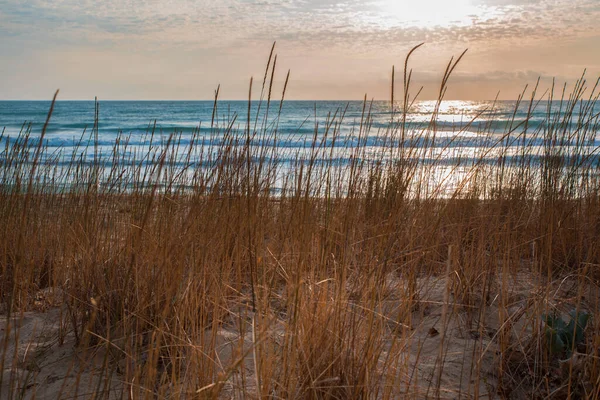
1 100 599 195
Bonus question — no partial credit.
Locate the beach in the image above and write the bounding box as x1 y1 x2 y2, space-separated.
2 85 600 398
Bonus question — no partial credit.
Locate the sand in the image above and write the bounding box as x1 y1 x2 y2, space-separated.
1 270 594 399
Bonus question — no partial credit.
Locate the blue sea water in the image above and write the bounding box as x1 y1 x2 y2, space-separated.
0 100 599 194
1 100 597 147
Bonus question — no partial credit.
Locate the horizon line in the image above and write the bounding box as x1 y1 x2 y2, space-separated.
0 98 535 102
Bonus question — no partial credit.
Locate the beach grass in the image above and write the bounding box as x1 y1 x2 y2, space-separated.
1 46 600 399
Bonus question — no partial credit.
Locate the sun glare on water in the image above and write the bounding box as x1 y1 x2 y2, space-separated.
376 0 492 28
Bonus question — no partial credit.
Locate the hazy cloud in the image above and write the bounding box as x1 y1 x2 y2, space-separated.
0 0 598 99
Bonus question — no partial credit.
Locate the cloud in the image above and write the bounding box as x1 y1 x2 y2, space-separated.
0 0 598 99
1 0 598 50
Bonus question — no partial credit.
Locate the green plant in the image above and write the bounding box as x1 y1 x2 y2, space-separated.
543 310 590 356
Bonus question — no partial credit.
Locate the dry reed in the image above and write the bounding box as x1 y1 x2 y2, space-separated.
1 45 600 399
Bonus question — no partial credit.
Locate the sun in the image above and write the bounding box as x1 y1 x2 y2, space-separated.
376 0 486 29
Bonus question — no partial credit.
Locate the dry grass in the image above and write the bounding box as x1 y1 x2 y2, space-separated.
1 46 600 399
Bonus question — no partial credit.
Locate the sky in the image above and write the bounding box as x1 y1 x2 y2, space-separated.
0 0 599 100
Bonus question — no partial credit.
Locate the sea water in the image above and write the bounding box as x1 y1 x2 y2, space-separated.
1 100 599 195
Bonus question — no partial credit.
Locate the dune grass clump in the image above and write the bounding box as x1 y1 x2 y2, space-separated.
1 44 600 399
